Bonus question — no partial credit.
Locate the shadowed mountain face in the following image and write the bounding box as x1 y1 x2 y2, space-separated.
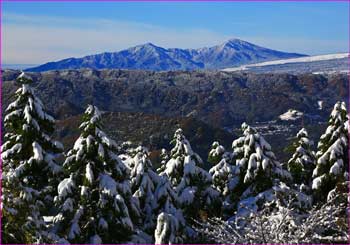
3 69 348 127
2 69 348 163
26 39 306 72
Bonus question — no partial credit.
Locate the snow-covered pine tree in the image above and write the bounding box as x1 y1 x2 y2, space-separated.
154 212 182 244
209 142 235 195
230 123 292 217
287 128 316 186
1 72 63 243
130 146 160 233
209 142 237 217
156 148 170 174
207 141 226 165
312 101 349 201
164 129 220 221
154 175 186 244
53 105 140 243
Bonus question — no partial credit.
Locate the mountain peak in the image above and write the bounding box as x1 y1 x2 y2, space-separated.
141 42 163 49
142 42 158 47
26 39 306 72
224 38 245 44
220 38 254 49
130 42 163 52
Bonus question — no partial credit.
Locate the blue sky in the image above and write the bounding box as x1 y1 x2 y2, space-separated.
3 1 349 64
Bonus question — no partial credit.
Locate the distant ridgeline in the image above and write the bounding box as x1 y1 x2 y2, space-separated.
25 38 306 72
1 72 348 244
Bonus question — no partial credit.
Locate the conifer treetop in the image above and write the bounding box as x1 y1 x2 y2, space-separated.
209 141 225 157
170 129 202 163
5 73 56 133
164 128 220 221
314 101 348 172
287 128 315 185
312 101 349 201
1 72 63 243
17 71 33 84
209 153 237 197
54 105 139 244
232 123 291 185
130 146 161 232
208 141 227 165
165 128 209 189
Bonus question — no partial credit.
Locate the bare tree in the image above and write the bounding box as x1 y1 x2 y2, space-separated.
194 192 348 244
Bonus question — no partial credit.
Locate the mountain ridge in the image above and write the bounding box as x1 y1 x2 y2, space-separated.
25 38 306 72
3 69 347 128
3 69 347 162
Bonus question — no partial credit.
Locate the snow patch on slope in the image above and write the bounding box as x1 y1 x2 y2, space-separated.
223 53 349 72
279 109 303 121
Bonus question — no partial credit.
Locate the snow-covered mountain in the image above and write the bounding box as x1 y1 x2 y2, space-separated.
223 53 349 74
25 39 305 72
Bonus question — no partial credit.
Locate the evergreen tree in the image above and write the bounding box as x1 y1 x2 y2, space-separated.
154 175 186 244
312 101 349 201
209 142 237 217
230 123 292 217
287 128 316 186
53 105 140 243
130 146 160 233
154 175 184 222
207 141 226 165
154 212 182 244
156 148 170 174
209 142 235 195
164 129 220 221
1 72 63 243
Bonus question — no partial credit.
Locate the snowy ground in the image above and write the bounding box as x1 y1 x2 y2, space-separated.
222 53 349 72
279 109 303 121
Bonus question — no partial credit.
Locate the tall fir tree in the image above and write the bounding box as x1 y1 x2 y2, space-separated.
1 72 63 243
53 105 140 243
164 129 220 222
154 175 186 244
156 148 170 174
312 101 349 201
209 142 235 195
130 146 160 233
209 142 237 217
287 128 316 186
230 123 292 217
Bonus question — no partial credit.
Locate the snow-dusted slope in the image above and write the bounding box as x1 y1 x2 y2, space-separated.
223 53 349 74
279 109 303 121
25 39 305 72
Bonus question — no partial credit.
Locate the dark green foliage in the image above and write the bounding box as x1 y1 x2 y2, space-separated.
130 146 160 234
287 128 315 185
164 129 221 222
1 73 63 243
53 105 139 243
207 141 226 165
312 101 349 202
228 123 293 216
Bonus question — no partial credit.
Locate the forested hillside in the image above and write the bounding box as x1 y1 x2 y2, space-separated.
1 73 348 244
